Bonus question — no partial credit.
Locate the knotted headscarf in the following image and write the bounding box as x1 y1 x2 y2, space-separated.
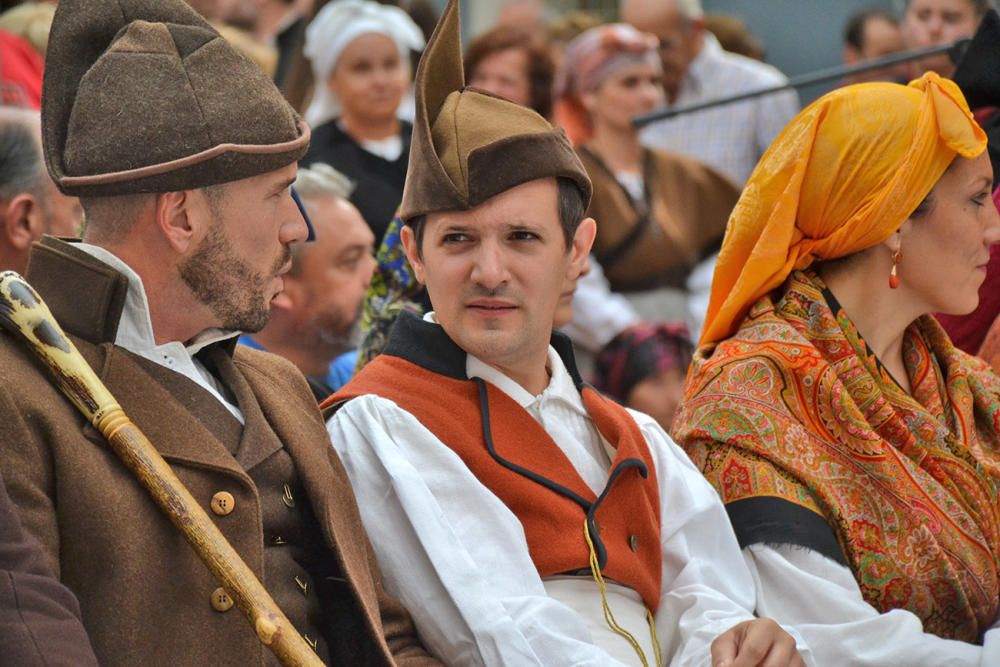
593 322 694 402
700 72 987 346
553 23 660 145
303 0 425 127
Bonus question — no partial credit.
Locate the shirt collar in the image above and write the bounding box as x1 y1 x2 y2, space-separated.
421 312 584 412
75 243 240 355
680 33 724 98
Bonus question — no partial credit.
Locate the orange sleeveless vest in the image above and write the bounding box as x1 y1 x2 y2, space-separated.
323 313 662 611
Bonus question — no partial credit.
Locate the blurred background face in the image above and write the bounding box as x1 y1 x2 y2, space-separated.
844 15 909 83
327 32 409 124
622 0 702 101
903 0 980 77
288 196 376 346
625 366 687 431
554 255 590 328
469 47 532 107
583 61 665 133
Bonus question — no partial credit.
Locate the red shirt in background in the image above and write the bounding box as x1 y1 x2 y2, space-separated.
0 30 43 109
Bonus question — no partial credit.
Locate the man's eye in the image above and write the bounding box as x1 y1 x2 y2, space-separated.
510 231 538 241
442 233 470 244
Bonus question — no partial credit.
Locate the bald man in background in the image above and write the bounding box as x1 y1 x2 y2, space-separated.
0 107 82 274
241 163 376 400
622 0 798 186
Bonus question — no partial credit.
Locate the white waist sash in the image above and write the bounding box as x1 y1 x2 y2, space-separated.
543 576 659 666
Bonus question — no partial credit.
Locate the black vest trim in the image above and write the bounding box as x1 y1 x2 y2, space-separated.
383 311 584 383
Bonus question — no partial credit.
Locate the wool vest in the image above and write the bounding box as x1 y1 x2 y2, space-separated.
325 313 662 611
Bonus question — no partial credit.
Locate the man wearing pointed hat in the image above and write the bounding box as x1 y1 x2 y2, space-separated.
323 1 808 665
0 0 442 665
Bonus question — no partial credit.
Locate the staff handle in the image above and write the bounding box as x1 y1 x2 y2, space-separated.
0 271 323 667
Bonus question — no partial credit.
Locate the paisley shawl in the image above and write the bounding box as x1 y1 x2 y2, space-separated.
673 270 1000 642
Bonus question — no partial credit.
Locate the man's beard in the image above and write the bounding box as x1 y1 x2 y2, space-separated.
311 299 363 353
179 223 289 333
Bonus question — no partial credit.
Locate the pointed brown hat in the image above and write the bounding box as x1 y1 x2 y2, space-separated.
42 0 309 197
399 0 591 222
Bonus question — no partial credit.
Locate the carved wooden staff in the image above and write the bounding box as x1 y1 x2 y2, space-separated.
0 271 323 667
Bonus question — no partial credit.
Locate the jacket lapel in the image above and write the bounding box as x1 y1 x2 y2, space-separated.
211 347 283 472
26 239 250 478
98 345 248 479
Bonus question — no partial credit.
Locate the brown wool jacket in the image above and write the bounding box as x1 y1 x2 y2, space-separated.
0 238 440 667
0 469 99 666
579 146 740 292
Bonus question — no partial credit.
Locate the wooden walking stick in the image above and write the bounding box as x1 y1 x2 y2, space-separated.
0 271 324 667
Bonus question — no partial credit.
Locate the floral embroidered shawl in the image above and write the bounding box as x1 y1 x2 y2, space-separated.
674 270 1000 642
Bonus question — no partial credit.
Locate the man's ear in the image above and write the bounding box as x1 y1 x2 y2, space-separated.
689 16 707 39
2 194 43 250
843 45 861 66
568 217 596 278
400 223 427 285
155 190 202 254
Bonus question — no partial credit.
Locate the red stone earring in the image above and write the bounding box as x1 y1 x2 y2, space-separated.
889 249 902 289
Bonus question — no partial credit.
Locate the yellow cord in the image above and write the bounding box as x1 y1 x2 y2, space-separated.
583 519 663 667
646 608 663 667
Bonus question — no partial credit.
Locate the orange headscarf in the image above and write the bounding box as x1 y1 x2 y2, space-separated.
700 72 987 347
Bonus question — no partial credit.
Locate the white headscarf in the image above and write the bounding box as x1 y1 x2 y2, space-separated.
304 0 425 128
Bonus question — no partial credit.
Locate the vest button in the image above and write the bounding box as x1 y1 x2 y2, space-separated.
628 534 639 552
210 587 234 612
211 491 235 516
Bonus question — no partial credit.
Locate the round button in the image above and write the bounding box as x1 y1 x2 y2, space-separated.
628 534 639 553
210 587 234 612
211 491 235 516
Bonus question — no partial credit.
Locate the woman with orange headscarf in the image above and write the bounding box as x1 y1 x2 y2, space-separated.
672 72 1000 665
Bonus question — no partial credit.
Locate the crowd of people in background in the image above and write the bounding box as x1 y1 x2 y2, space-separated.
4 0 1000 665
4 0 991 413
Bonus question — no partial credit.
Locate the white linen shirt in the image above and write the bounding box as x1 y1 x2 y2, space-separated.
639 34 799 186
326 314 812 666
745 544 1000 666
76 243 245 423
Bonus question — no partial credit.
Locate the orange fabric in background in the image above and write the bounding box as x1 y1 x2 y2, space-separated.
700 72 987 347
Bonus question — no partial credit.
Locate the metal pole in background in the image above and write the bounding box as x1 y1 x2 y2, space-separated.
633 38 969 128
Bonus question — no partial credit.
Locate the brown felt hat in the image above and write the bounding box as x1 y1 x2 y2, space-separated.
42 0 309 198
399 0 591 222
